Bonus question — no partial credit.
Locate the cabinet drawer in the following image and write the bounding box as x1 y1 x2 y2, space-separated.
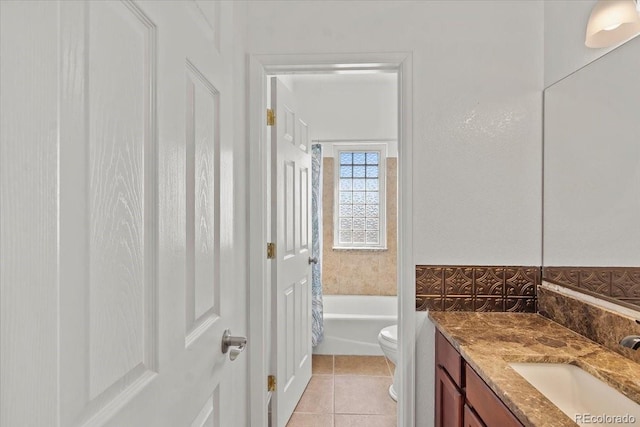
464 404 485 427
436 330 463 387
465 365 523 427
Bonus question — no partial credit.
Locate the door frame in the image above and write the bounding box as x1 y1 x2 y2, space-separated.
248 52 414 427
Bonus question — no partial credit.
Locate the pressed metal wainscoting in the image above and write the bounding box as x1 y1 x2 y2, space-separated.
415 266 539 312
543 266 640 306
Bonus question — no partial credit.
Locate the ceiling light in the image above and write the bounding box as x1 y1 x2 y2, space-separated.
585 0 640 48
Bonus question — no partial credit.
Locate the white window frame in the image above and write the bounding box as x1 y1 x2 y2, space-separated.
332 143 388 250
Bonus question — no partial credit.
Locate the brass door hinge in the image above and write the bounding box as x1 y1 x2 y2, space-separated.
268 375 277 392
267 108 276 126
267 242 276 259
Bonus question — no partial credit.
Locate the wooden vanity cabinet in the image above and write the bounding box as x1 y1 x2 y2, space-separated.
463 405 485 427
435 365 463 427
435 330 523 427
435 331 463 427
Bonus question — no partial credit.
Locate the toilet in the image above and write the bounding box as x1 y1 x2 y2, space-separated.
378 324 399 401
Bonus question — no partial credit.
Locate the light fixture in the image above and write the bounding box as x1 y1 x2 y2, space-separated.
585 0 640 48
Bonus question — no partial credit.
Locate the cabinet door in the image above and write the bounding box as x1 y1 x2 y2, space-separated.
464 404 485 427
435 366 463 427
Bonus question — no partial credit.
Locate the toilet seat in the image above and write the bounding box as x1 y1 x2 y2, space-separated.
379 325 397 345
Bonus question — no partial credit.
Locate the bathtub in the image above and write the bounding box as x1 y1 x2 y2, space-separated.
313 295 397 356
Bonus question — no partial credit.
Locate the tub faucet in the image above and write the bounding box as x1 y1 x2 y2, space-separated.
620 335 640 350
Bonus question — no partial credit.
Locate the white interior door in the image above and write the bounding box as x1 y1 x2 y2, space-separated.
270 77 313 427
1 1 242 426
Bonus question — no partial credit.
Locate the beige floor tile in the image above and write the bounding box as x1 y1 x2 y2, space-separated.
312 355 334 375
334 376 397 415
287 413 334 427
334 414 396 427
294 375 334 414
334 356 390 376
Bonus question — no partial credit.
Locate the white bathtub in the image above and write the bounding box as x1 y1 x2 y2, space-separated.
313 295 397 355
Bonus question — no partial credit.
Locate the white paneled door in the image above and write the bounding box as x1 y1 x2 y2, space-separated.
270 77 313 427
1 1 242 426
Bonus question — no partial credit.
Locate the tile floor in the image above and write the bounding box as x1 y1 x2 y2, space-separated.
285 355 397 427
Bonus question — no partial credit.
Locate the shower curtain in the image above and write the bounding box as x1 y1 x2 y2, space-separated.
311 144 324 346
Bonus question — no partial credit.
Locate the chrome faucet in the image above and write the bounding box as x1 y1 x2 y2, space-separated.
620 335 640 350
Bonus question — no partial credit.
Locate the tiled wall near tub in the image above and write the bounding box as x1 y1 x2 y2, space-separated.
415 266 539 312
322 158 397 296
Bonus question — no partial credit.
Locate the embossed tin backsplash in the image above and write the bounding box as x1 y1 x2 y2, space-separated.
416 266 539 312
542 266 640 307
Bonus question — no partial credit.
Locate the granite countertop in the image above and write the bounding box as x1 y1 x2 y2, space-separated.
429 312 640 427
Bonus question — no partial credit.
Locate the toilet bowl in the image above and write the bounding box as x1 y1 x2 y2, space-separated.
378 324 399 401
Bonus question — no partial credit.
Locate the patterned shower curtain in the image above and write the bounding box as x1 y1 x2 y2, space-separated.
311 144 324 346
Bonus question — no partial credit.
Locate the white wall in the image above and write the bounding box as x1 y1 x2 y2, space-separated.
287 73 397 150
248 1 544 425
415 313 435 425
249 0 544 266
544 0 639 87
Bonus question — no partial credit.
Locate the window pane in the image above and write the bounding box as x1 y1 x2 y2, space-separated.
339 192 352 204
366 152 379 164
353 231 365 244
352 191 365 204
366 205 379 217
335 149 385 248
340 218 352 230
340 179 352 191
353 205 365 217
366 179 378 191
339 231 352 243
353 152 366 164
339 205 353 216
353 165 365 178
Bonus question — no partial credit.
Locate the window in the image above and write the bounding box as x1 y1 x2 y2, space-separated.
333 144 387 249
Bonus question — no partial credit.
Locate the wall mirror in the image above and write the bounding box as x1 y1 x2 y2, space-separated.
543 35 640 309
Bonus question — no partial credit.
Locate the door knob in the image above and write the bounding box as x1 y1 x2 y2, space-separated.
221 329 247 361
308 257 318 265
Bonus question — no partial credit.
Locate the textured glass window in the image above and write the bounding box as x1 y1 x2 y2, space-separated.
336 149 384 247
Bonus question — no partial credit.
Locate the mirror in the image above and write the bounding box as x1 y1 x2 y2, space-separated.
543 36 640 309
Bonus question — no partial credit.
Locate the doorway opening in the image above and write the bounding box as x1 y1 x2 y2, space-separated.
274 72 399 426
248 54 414 427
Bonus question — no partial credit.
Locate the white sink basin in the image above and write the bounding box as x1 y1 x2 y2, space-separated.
509 363 640 426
